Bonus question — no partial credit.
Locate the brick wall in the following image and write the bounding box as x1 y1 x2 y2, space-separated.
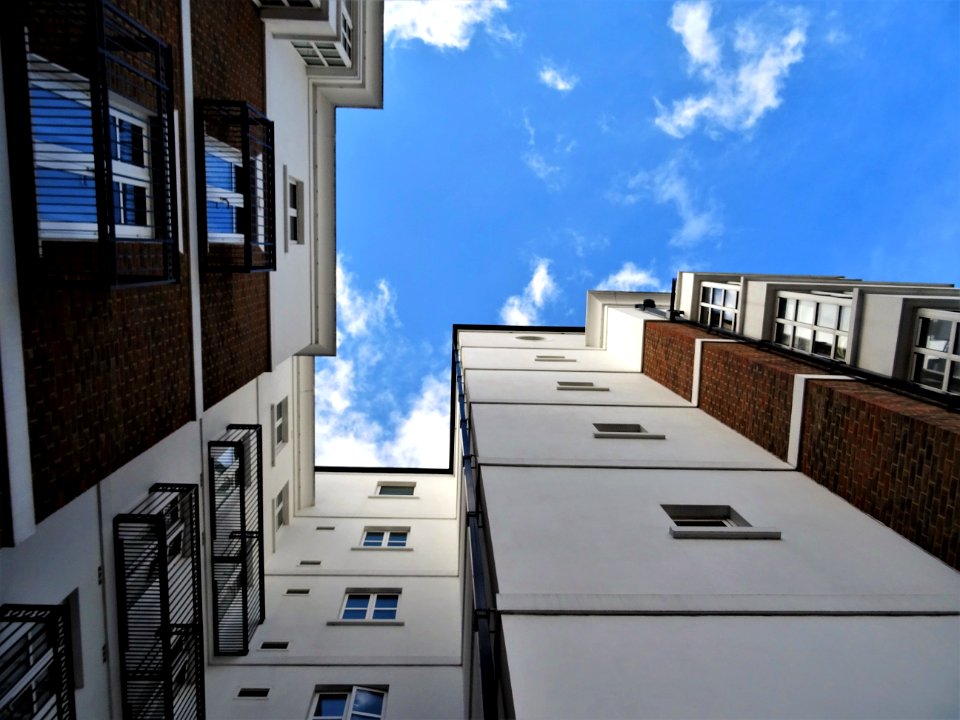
801 381 960 570
641 322 707 401
699 343 822 460
191 0 271 409
15 0 194 522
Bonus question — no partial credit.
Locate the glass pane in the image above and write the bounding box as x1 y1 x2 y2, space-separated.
709 309 720 327
378 485 413 496
817 303 838 329
363 532 384 547
345 594 369 609
315 694 348 718
699 307 709 324
387 532 407 547
835 334 848 361
724 290 738 308
701 286 711 303
374 595 399 610
813 331 834 357
794 327 813 353
777 297 796 321
774 323 793 347
797 300 816 325
721 310 734 330
352 689 385 715
948 363 960 394
712 287 723 305
920 318 952 352
342 609 367 620
914 353 945 388
838 305 851 332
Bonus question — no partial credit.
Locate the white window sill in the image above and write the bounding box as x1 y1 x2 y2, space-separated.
669 526 781 540
326 620 405 627
593 432 666 440
351 546 413 552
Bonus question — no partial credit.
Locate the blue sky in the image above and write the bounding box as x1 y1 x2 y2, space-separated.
315 0 960 468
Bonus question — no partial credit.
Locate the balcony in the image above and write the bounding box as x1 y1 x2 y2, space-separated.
1 0 179 285
208 425 264 655
195 101 276 273
114 484 204 720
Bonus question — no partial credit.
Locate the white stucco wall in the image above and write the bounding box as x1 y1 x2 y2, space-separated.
465 369 688 407
460 347 622 372
458 330 585 350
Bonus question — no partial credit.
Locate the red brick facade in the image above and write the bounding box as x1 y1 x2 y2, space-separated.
699 343 822 461
14 0 195 522
642 321 705 401
801 381 960 570
642 320 960 571
191 0 272 409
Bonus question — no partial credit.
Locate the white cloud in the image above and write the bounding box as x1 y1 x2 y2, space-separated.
597 262 663 291
655 1 808 138
522 110 536 146
567 229 609 258
499 259 557 325
538 62 579 92
612 158 722 248
523 152 561 188
314 257 449 468
384 0 512 50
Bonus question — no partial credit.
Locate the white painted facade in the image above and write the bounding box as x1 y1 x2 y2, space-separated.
457 303 960 719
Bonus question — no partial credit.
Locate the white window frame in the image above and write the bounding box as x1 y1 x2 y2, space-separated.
272 397 289 465
274 483 289 535
283 165 305 252
661 504 781 540
309 686 387 720
698 281 741 330
357 527 410 550
373 482 416 498
203 135 245 244
772 290 852 361
592 422 665 440
28 57 155 242
911 309 960 395
337 591 401 622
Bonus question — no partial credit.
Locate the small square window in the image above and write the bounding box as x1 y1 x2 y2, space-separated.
593 423 666 439
259 641 289 651
285 169 305 251
376 483 415 497
275 483 289 532
339 592 400 621
285 588 310 596
661 504 780 540
272 397 289 465
238 688 270 698
311 687 386 720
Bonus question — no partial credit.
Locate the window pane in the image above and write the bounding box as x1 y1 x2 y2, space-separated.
699 307 709 324
712 287 723 305
914 353 945 388
835 334 848 361
777 297 796 321
813 331 834 357
920 319 952 352
721 310 734 330
838 305 851 332
314 694 348 718
724 290 738 309
352 689 385 715
797 300 816 325
701 286 711 303
774 323 793 347
794 327 813 353
363 532 384 547
709 309 720 327
816 303 838 329
374 595 398 609
387 532 407 547
378 485 414 496
949 363 960 394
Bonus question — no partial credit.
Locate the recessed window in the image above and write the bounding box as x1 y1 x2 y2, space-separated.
299 560 323 566
284 168 305 251
259 641 289 651
376 483 415 497
516 335 545 341
557 381 609 392
911 310 960 395
285 588 310 596
593 423 666 439
361 529 409 548
310 687 386 720
773 291 852 361
275 483 289 532
535 354 575 362
273 397 289 463
698 282 740 330
340 592 399 621
661 505 780 540
238 687 270 698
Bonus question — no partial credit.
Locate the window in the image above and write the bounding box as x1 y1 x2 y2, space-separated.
196 100 275 271
535 354 575 362
911 310 960 395
375 483 415 497
773 291 851 361
593 423 665 440
661 504 781 539
557 381 609 391
361 529 409 548
259 641 289 651
340 593 399 621
272 397 289 464
285 588 310 596
237 688 270 698
310 687 386 720
275 484 289 533
287 175 305 249
698 282 740 330
5 1 178 284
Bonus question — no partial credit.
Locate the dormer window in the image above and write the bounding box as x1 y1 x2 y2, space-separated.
773 291 851 361
698 282 739 330
912 310 960 394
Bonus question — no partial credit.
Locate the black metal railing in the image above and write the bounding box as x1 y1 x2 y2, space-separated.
208 425 264 655
1 0 179 285
0 604 76 719
454 349 502 720
114 484 204 720
195 100 275 272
